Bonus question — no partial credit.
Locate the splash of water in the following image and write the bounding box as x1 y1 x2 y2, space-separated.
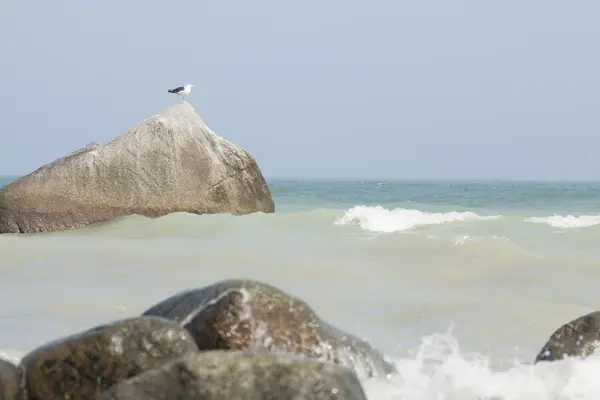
361 331 600 400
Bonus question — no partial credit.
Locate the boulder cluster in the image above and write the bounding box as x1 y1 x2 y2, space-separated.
0 279 396 399
1 284 598 399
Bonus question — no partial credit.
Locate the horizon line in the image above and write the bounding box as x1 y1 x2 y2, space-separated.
3 173 600 183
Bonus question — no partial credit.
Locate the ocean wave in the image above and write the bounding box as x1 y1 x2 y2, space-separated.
334 205 500 233
21 206 600 246
362 331 600 400
526 215 600 229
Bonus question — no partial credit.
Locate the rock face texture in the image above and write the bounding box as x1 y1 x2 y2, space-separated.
19 316 199 400
0 102 274 234
0 358 18 400
142 279 396 379
535 311 600 362
99 350 368 400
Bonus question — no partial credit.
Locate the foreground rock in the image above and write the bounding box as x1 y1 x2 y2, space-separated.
0 102 274 234
142 279 396 379
20 316 198 400
0 358 18 400
535 311 600 362
99 350 368 400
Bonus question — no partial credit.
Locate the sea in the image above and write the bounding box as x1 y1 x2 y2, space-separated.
2 175 600 399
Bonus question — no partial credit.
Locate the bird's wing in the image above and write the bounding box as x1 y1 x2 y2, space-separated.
168 86 185 93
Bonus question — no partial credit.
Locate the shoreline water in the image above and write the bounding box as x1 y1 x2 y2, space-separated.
2 176 600 398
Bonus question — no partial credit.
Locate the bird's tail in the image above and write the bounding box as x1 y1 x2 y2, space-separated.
167 89 176 93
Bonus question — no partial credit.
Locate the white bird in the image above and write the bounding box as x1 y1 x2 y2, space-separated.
167 84 194 101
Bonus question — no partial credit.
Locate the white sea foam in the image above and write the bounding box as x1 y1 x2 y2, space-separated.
362 331 600 400
526 215 600 229
450 235 509 246
334 206 499 233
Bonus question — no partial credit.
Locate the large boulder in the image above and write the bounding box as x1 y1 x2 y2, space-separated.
142 279 396 379
19 316 199 400
0 102 274 234
99 350 368 400
0 358 18 400
535 311 600 362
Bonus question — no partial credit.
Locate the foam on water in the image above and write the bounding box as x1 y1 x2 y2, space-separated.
447 234 510 246
334 206 500 233
361 331 600 400
526 215 600 229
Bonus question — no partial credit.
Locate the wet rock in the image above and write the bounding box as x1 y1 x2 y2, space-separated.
99 350 368 400
142 279 396 379
535 311 600 362
0 358 18 400
19 316 198 400
0 101 274 234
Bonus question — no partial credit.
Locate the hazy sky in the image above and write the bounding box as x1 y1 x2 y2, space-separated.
2 1 599 179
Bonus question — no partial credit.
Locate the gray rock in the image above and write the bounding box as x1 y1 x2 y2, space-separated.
0 358 18 400
99 350 368 400
19 316 199 400
142 279 396 379
0 102 274 234
535 311 600 362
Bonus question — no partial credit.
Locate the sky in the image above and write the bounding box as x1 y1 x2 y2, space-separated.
2 1 600 180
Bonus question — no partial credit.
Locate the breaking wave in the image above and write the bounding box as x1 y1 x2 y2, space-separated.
334 205 499 233
526 214 600 229
334 206 600 234
362 331 600 400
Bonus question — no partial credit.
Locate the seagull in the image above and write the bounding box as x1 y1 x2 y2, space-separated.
167 84 194 101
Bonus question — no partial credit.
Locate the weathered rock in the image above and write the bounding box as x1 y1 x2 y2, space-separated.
19 316 199 400
0 102 274 234
142 279 396 379
99 350 368 400
0 358 18 400
535 311 600 362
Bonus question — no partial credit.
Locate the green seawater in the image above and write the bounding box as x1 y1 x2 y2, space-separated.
3 175 600 215
269 179 600 214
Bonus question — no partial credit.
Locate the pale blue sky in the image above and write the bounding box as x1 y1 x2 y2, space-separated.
2 1 599 179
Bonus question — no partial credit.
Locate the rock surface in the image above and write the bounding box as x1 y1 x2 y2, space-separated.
535 311 600 362
0 358 18 400
0 102 274 234
99 350 368 400
142 279 396 379
19 316 198 400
